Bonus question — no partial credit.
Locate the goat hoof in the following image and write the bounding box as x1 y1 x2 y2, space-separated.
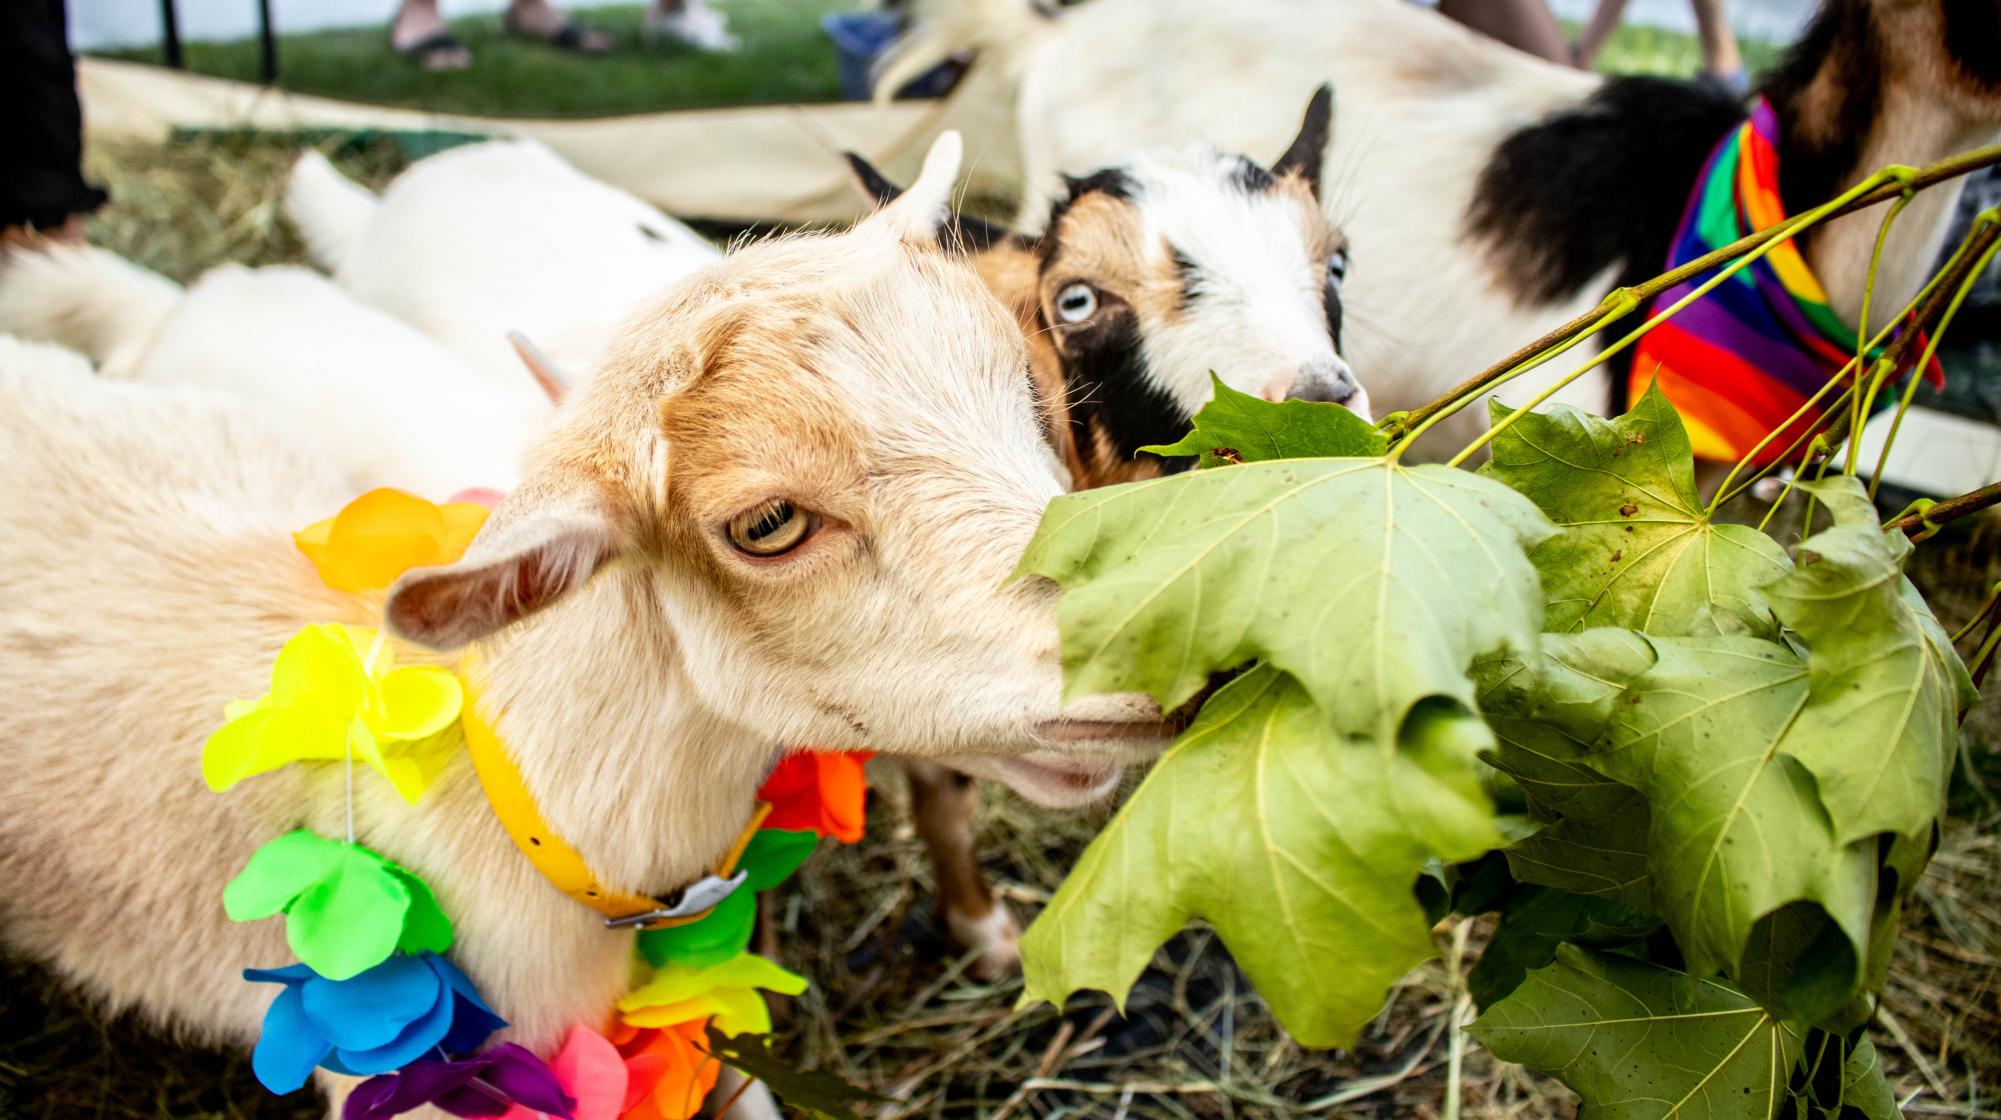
946 901 1022 981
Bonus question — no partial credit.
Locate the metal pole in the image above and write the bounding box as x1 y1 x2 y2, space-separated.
256 0 278 83
159 0 184 68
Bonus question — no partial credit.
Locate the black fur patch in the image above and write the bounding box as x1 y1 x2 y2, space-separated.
1057 315 1190 470
1323 282 1344 353
1230 156 1277 194
1466 75 1745 306
1943 0 2001 89
1758 0 1882 219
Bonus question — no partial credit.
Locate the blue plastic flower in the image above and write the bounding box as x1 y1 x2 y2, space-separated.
246 952 506 1094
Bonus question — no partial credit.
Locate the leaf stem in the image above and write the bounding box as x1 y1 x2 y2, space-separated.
1712 213 1999 511
1842 178 1917 472
1867 220 2001 501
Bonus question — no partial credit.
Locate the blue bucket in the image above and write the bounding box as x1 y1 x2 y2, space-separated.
822 10 960 100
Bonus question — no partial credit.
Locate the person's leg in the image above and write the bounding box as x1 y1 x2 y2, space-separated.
505 0 614 52
1571 0 1630 69
1436 0 1571 64
0 0 106 242
1689 0 1746 90
390 0 471 68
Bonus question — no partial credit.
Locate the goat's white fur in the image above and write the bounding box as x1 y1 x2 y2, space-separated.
287 141 720 389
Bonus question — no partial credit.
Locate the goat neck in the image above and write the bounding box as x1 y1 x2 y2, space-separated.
1770 0 2001 322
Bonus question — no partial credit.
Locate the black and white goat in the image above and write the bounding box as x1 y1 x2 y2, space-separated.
852 87 1366 488
882 0 2001 453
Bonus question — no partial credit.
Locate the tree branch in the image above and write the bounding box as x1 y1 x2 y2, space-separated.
1886 481 2001 536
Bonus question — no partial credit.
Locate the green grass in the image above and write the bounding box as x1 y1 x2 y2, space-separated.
1583 22 1784 78
95 0 851 117
92 2 1776 120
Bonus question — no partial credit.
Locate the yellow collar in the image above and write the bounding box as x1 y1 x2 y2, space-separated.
458 658 767 931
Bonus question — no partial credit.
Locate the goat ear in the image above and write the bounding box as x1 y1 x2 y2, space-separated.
863 130 962 245
843 151 906 207
1273 83 1335 199
384 476 624 650
846 148 1014 252
506 330 574 404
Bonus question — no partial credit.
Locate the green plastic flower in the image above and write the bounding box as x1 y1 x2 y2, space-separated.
224 830 452 980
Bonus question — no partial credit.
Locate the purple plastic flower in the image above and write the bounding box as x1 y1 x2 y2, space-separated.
245 952 506 1093
344 1044 575 1120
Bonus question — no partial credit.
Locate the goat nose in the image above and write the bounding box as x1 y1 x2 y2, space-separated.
1280 358 1373 421
1283 358 1358 403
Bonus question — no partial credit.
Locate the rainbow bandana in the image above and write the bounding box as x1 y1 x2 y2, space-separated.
1629 97 1942 465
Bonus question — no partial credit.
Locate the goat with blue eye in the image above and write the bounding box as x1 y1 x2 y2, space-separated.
848 85 1365 491
843 86 1365 980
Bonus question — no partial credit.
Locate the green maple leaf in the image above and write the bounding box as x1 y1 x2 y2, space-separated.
1500 630 1877 1025
1761 477 1977 846
1482 388 1791 639
1815 1036 1899 1120
1471 945 1805 1120
1468 885 1660 1008
1019 666 1502 1047
701 1027 886 1120
1142 374 1387 466
1477 645 1655 909
1017 457 1552 744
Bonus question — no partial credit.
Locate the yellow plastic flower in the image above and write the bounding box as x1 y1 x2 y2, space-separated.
294 488 490 593
616 954 808 1037
203 624 464 804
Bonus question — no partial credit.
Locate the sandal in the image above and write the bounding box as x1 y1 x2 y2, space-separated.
392 29 471 70
503 10 614 53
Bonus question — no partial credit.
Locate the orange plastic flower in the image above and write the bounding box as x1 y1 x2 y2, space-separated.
757 751 872 843
294 488 489 593
610 1019 719 1120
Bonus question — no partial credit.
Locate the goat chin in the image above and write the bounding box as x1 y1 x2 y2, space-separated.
935 692 1175 807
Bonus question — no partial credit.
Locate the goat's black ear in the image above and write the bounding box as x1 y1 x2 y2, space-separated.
1273 83 1335 199
843 151 905 207
846 147 1014 252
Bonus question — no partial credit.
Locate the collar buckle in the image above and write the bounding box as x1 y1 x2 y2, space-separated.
602 870 748 930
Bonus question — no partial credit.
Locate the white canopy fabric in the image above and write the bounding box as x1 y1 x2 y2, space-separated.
78 57 1022 224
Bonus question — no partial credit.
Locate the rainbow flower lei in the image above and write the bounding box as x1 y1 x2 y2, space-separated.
205 488 871 1120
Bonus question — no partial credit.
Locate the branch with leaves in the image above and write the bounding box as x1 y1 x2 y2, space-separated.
1013 145 1997 1120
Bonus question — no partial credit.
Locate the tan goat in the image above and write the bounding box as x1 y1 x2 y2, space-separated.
0 135 1170 1116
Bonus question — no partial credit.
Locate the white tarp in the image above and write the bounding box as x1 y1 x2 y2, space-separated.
78 57 1020 223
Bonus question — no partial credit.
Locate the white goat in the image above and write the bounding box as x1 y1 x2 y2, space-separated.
881 0 2001 452
0 134 1170 1118
288 140 719 389
0 247 546 500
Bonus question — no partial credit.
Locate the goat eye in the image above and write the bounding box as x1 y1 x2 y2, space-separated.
1327 250 1349 287
726 499 814 558
1054 282 1099 324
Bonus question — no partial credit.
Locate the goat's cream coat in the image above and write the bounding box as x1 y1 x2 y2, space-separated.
0 136 1160 1116
288 140 721 390
0 247 549 499
885 0 2000 454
